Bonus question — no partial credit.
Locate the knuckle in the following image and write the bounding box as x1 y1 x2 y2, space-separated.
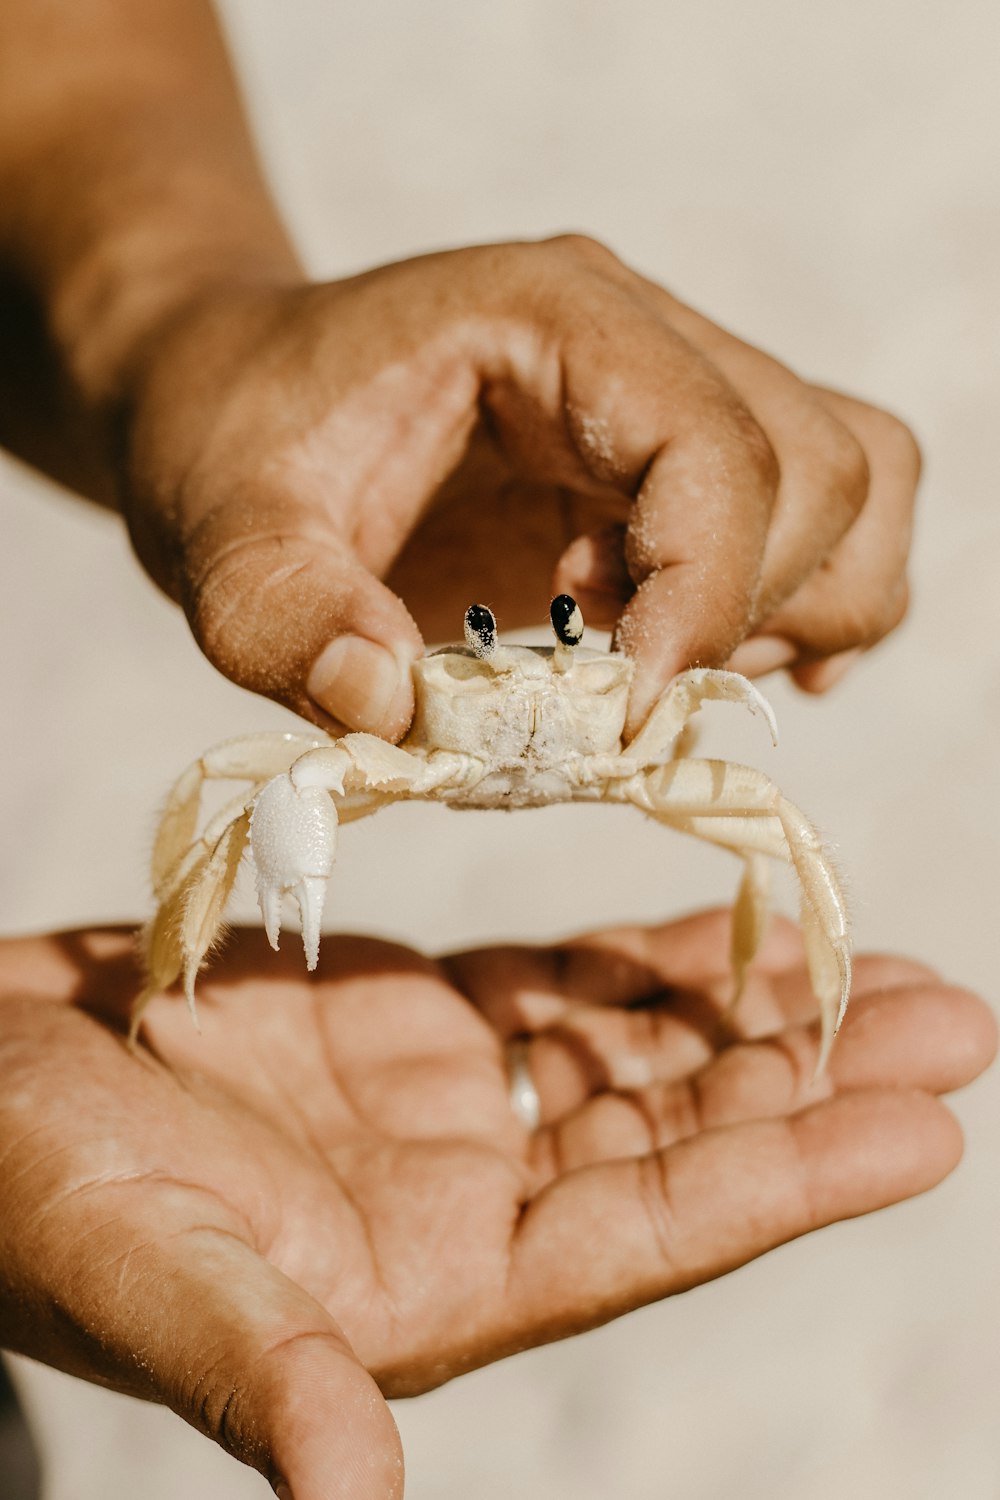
866 405 923 482
824 603 879 653
873 576 910 639
822 602 880 653
780 594 868 657
830 573 909 650
822 425 870 521
727 405 781 498
541 231 620 269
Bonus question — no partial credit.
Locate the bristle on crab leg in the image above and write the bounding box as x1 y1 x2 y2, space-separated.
180 810 252 1019
625 757 850 1074
151 732 325 895
131 805 252 1043
801 902 852 1076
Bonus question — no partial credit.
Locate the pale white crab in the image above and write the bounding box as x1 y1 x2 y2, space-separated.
137 597 850 1065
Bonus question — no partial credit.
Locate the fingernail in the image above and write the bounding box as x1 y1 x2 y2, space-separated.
559 525 631 595
275 1484 293 1500
307 636 412 734
727 634 797 678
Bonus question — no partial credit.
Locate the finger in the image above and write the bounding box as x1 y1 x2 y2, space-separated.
446 909 806 1037
665 313 872 619
151 1225 404 1500
614 402 777 735
173 491 424 737
504 952 948 1129
595 274 919 690
604 275 875 667
507 1089 962 1337
758 391 920 666
0 927 139 1013
2 1182 402 1500
725 633 798 679
499 239 780 734
534 980 995 1171
787 647 862 693
747 950 940 1029
552 523 633 628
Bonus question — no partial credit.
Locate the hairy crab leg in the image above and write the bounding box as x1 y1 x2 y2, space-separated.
152 787 262 908
137 733 323 1037
624 758 850 1071
152 732 324 894
249 736 474 966
138 730 477 1036
731 854 772 1007
623 668 778 768
133 806 252 1041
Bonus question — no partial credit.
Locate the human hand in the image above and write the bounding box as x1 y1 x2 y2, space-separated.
0 913 991 1498
121 238 920 739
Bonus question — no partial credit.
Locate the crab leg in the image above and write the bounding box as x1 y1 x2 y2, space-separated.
133 804 253 1040
730 854 772 1007
136 733 322 1037
624 758 850 1071
623 668 778 769
249 735 473 966
152 731 324 893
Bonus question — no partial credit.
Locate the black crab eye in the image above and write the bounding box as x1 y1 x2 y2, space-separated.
464 603 498 658
550 594 584 647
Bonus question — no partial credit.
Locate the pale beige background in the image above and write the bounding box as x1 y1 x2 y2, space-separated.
2 1 998 1496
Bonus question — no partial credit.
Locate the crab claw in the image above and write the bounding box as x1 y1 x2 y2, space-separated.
249 773 338 968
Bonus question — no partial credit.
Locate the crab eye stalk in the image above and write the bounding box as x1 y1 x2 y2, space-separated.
550 594 584 647
464 603 498 660
550 595 584 671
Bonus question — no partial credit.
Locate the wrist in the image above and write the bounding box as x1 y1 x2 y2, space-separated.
54 221 302 412
0 0 305 412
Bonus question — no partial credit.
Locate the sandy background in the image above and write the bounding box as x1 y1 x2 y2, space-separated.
2 1 998 1495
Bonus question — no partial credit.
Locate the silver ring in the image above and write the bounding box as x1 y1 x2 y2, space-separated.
507 1039 541 1131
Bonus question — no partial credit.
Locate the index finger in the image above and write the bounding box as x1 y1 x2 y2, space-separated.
613 393 778 733
527 250 779 732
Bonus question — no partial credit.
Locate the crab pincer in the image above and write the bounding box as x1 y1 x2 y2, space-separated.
249 772 339 968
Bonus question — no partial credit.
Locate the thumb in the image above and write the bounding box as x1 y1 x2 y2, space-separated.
175 495 423 738
111 1221 402 1499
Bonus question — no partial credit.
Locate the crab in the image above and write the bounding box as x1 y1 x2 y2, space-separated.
136 596 851 1065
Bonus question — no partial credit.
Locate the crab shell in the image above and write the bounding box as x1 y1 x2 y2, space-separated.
408 644 633 806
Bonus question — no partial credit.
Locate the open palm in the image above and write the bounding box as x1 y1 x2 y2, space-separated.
0 912 992 1499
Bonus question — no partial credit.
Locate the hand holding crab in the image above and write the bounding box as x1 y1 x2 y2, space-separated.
114 240 920 740
139 597 850 1066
